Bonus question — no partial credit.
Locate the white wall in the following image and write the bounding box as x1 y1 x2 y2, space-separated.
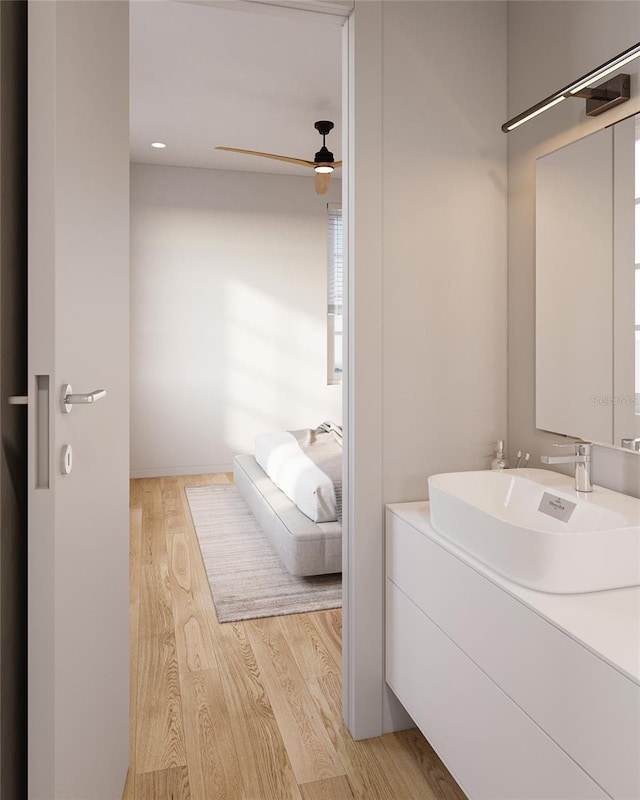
382 1 508 497
507 1 640 498
130 164 342 477
344 0 507 739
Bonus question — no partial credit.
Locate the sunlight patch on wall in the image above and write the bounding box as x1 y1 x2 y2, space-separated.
224 278 331 455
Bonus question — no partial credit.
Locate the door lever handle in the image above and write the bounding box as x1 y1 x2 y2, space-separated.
61 384 106 413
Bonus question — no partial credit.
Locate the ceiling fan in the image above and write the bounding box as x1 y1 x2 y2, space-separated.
216 120 341 195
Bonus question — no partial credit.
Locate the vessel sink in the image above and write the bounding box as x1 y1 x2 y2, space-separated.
427 468 640 593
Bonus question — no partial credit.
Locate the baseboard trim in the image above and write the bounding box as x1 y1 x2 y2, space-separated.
130 464 233 479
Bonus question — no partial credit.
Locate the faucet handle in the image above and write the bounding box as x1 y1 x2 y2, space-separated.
552 441 592 456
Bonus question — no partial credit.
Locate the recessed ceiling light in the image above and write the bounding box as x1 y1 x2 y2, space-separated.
151 142 167 149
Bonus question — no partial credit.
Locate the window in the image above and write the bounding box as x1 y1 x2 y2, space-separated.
327 204 343 385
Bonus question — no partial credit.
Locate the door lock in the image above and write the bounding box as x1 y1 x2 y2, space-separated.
61 444 73 475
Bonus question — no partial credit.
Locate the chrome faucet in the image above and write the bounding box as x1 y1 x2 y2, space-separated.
540 441 593 493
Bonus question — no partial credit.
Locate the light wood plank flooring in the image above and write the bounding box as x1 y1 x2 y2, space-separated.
126 474 467 800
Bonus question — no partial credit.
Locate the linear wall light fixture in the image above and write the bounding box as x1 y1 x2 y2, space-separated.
502 41 640 132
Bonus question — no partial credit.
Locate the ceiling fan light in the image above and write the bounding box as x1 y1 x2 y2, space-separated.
315 164 334 174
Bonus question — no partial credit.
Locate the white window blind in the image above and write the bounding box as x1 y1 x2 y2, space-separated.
327 205 343 316
327 204 343 383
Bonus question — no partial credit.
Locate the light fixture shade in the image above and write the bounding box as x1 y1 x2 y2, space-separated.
502 40 640 132
314 165 334 174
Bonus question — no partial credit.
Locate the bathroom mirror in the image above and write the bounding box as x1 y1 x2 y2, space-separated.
535 115 640 448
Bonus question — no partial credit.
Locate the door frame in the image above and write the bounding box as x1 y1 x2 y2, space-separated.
0 2 28 796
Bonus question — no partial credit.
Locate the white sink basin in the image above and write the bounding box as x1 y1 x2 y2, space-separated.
428 468 640 594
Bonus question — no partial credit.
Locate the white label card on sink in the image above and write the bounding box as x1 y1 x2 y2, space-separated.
538 492 577 522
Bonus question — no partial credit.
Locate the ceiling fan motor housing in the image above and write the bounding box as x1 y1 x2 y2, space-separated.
314 145 334 164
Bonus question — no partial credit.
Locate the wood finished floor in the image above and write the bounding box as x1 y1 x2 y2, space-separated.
125 473 467 800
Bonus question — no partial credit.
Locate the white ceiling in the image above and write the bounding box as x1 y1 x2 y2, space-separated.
129 0 344 176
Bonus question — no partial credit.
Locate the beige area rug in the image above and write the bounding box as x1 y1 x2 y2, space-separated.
185 484 342 623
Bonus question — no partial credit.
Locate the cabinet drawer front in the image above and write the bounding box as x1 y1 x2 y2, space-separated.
386 581 609 800
386 510 640 800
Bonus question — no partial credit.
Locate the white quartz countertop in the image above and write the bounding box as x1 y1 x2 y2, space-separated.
387 501 640 686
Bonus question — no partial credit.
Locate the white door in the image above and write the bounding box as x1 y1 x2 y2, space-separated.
28 2 130 798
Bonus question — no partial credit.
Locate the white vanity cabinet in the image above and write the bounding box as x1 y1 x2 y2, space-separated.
385 503 640 800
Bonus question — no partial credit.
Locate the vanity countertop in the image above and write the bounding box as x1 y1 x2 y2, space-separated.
387 501 640 686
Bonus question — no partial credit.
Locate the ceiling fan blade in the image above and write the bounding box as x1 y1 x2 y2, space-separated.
315 171 331 195
216 147 315 168
332 161 342 168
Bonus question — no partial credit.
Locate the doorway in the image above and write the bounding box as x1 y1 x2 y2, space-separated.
127 1 348 795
